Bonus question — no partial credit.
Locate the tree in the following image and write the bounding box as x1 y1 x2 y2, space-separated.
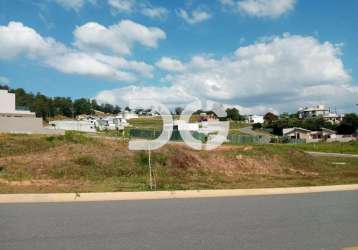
175 107 184 115
301 117 331 131
32 93 51 119
336 113 358 134
73 98 92 116
113 105 121 114
226 108 241 121
91 99 100 111
252 123 262 130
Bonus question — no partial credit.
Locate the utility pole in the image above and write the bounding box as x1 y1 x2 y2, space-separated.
148 145 153 190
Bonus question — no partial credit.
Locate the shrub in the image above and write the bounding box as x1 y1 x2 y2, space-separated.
252 123 262 130
64 131 94 144
73 155 96 166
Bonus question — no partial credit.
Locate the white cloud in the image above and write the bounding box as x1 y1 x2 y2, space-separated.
97 34 357 114
73 20 166 55
0 21 160 82
141 6 169 19
91 53 154 78
221 0 296 18
45 52 135 81
108 0 135 13
52 0 96 11
96 85 198 107
0 21 67 60
108 0 169 20
0 76 10 85
219 0 236 6
178 8 211 24
155 57 186 72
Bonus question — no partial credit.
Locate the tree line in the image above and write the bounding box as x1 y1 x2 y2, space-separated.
0 85 121 120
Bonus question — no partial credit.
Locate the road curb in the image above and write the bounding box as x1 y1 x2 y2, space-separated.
305 151 358 158
1 184 358 204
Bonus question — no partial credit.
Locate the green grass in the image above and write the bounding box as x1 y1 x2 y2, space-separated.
0 133 62 157
230 121 250 129
128 117 163 128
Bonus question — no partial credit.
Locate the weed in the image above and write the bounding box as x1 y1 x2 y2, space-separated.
73 155 96 166
64 131 95 144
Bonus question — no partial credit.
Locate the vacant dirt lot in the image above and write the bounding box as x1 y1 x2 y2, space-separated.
0 133 357 193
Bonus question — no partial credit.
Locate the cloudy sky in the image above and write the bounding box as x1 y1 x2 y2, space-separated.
0 0 357 114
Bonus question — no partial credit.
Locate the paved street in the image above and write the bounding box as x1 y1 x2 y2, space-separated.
1 191 358 250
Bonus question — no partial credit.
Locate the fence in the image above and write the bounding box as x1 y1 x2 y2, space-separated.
127 129 207 142
127 128 270 144
227 134 271 144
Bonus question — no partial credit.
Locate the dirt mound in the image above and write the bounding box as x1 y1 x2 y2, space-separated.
160 144 285 177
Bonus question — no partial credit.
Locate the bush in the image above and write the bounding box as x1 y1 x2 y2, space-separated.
73 155 96 166
64 131 94 144
252 123 262 130
135 151 168 168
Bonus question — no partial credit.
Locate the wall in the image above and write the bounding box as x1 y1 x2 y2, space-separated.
49 121 96 133
0 117 46 134
327 137 356 143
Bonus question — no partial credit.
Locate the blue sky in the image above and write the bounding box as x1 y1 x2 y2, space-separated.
0 0 357 114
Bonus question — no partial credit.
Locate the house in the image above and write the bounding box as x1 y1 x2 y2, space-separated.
282 127 351 143
49 114 129 133
298 105 344 124
246 115 264 124
101 116 128 130
0 89 36 117
0 90 62 134
283 127 312 140
322 113 345 124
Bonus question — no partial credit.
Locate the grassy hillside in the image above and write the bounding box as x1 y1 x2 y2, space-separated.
0 133 357 193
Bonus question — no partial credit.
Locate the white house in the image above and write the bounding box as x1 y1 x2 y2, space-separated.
101 116 128 130
0 90 62 134
0 90 35 117
246 115 264 124
298 105 344 124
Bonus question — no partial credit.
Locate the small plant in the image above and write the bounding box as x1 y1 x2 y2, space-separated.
64 131 94 144
135 151 149 167
73 155 96 166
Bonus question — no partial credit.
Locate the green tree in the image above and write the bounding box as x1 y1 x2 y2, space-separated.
31 93 51 119
336 113 358 134
53 97 73 117
73 98 92 116
175 107 184 115
226 108 241 121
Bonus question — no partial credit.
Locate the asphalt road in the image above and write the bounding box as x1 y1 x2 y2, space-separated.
1 191 358 250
